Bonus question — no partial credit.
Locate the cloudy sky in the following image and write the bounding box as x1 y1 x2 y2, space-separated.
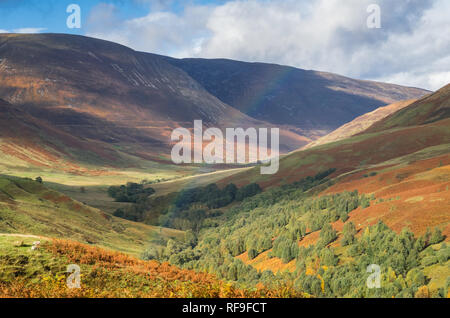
1 0 449 91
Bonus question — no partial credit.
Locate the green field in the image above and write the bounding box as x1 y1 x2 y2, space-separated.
0 176 184 257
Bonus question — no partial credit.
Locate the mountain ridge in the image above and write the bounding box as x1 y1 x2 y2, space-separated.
162 56 430 131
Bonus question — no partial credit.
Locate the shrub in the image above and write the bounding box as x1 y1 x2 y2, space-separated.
429 228 445 245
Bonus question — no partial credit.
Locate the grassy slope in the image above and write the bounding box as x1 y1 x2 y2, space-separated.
0 176 183 257
221 118 450 190
0 235 302 298
367 84 450 132
223 83 450 189
302 99 416 150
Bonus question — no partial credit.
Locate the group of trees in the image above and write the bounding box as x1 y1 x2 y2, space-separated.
136 168 448 298
271 234 300 263
108 182 155 203
148 171 366 277
112 180 263 231
174 183 262 210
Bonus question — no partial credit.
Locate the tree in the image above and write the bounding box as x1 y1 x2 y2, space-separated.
318 223 337 248
341 222 357 246
320 248 338 266
248 248 258 260
414 286 430 298
430 227 444 245
224 183 238 200
339 210 349 222
107 183 155 203
406 268 426 288
236 183 262 201
184 230 198 248
35 176 43 184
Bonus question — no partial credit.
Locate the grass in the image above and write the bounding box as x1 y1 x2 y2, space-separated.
44 183 130 214
0 176 184 257
0 236 305 298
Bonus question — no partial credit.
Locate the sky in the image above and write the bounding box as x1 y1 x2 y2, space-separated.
0 0 449 91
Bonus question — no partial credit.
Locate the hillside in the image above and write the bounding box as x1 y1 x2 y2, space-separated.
366 84 450 132
0 235 303 298
302 99 416 150
0 34 432 182
214 83 450 245
163 57 429 132
142 81 450 297
0 33 307 171
0 175 183 256
146 163 449 298
222 84 450 190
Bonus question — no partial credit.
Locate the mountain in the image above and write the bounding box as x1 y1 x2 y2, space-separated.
302 99 417 149
0 97 122 169
0 34 431 175
0 33 306 169
163 57 430 132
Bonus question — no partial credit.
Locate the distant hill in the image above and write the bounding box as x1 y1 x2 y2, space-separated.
163 57 429 131
366 84 450 132
302 99 417 150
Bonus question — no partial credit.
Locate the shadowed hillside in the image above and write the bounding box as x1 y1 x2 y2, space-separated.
163 57 429 132
0 33 308 166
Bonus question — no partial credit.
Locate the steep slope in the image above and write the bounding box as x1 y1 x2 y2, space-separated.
303 99 417 149
0 33 306 168
163 57 429 132
0 97 121 168
366 84 450 132
222 84 450 188
1 97 195 186
0 235 302 298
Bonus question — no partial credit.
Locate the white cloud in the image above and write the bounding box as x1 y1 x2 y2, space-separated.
86 2 211 57
85 0 450 91
12 27 47 33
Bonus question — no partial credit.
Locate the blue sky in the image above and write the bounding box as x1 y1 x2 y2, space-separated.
0 0 449 91
0 0 223 33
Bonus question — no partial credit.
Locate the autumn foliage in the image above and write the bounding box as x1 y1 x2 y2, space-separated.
0 239 304 298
